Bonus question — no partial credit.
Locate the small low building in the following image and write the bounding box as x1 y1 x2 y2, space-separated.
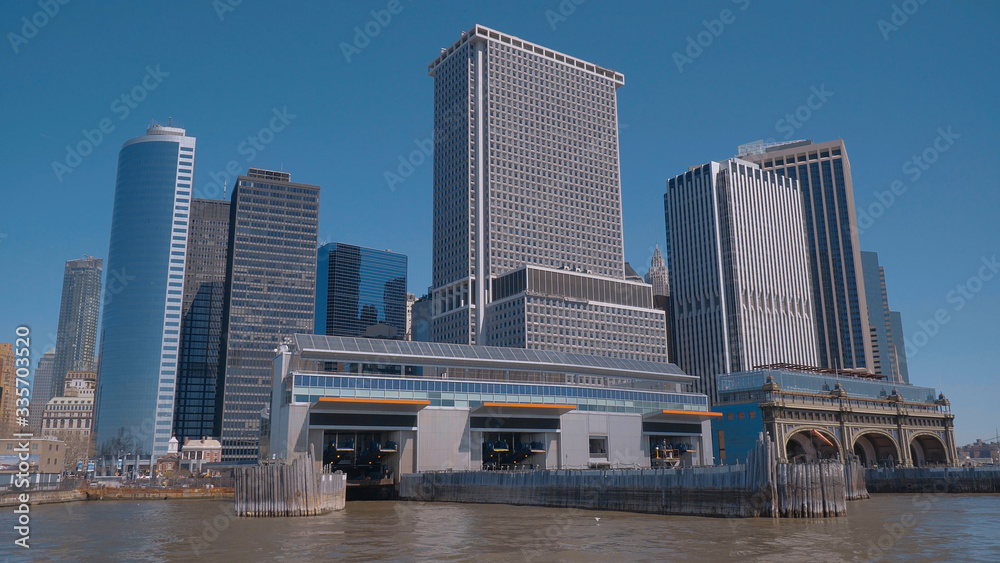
181 437 222 474
268 335 717 482
712 364 957 467
0 436 65 490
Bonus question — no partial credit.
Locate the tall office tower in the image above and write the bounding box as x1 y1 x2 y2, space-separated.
645 245 669 298
28 350 56 433
315 243 407 339
741 140 874 372
861 251 904 382
173 199 230 443
95 124 195 457
217 168 319 461
0 344 15 438
889 311 909 383
51 256 103 398
665 158 818 401
428 25 667 361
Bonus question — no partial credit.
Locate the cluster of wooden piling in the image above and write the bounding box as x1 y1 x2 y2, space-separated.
234 453 346 517
401 434 860 519
844 456 871 500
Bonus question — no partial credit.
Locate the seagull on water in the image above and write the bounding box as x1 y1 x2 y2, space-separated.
594 517 601 522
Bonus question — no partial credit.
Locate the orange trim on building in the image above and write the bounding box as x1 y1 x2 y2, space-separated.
316 397 431 406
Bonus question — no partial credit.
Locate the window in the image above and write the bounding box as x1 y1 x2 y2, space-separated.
589 436 608 458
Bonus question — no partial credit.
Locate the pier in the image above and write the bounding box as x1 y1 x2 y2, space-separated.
401 434 860 518
865 466 1000 493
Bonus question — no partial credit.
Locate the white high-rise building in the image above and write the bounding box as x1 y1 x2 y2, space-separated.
645 246 669 297
428 25 667 362
665 158 818 401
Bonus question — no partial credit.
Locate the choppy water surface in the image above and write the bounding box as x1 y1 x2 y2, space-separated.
3 494 999 562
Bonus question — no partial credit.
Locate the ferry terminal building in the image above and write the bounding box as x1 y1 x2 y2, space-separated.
267 335 718 482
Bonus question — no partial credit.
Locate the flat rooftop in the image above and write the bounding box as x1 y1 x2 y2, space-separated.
292 334 694 383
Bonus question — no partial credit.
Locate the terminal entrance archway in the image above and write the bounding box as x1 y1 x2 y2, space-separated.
481 432 547 470
785 429 840 463
853 432 900 468
910 434 948 467
322 431 398 481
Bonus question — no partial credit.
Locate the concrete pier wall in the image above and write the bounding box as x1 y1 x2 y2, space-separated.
400 434 853 518
866 467 1000 493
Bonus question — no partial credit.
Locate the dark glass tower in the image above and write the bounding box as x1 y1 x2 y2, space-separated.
95 124 195 457
173 198 230 443
315 243 408 339
743 140 874 372
51 256 103 397
217 168 319 461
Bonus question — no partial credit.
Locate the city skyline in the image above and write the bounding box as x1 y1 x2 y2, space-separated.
3 3 998 445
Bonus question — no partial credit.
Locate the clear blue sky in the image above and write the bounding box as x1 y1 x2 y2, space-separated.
2 1 997 445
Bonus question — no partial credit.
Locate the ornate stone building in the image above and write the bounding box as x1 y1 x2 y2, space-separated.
713 364 957 467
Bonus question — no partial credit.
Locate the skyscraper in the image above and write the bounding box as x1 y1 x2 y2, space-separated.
428 25 667 361
315 243 407 339
217 168 319 461
645 246 669 298
741 140 874 373
0 343 15 438
173 198 230 443
889 311 910 383
51 256 103 398
665 158 818 401
28 350 56 433
861 251 905 383
95 124 196 457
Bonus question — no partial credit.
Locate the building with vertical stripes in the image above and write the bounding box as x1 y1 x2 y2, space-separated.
51 256 103 398
741 140 874 373
665 158 818 401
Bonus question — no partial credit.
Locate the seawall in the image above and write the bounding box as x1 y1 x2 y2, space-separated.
0 487 234 507
866 467 1000 493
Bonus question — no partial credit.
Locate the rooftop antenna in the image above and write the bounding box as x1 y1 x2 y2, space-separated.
168 116 172 126
223 180 227 200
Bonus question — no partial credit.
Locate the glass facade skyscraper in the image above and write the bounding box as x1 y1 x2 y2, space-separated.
51 256 103 398
743 140 874 373
861 251 907 383
95 124 195 457
217 168 319 461
315 243 407 339
173 198 230 443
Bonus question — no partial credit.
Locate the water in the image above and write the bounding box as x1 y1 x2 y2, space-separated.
3 495 999 562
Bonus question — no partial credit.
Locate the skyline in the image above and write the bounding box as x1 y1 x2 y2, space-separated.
2 2 998 445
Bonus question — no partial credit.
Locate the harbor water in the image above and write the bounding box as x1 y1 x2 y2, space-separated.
3 494 999 562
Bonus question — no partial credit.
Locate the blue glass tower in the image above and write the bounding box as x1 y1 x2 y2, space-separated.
94 124 196 457
315 243 407 339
